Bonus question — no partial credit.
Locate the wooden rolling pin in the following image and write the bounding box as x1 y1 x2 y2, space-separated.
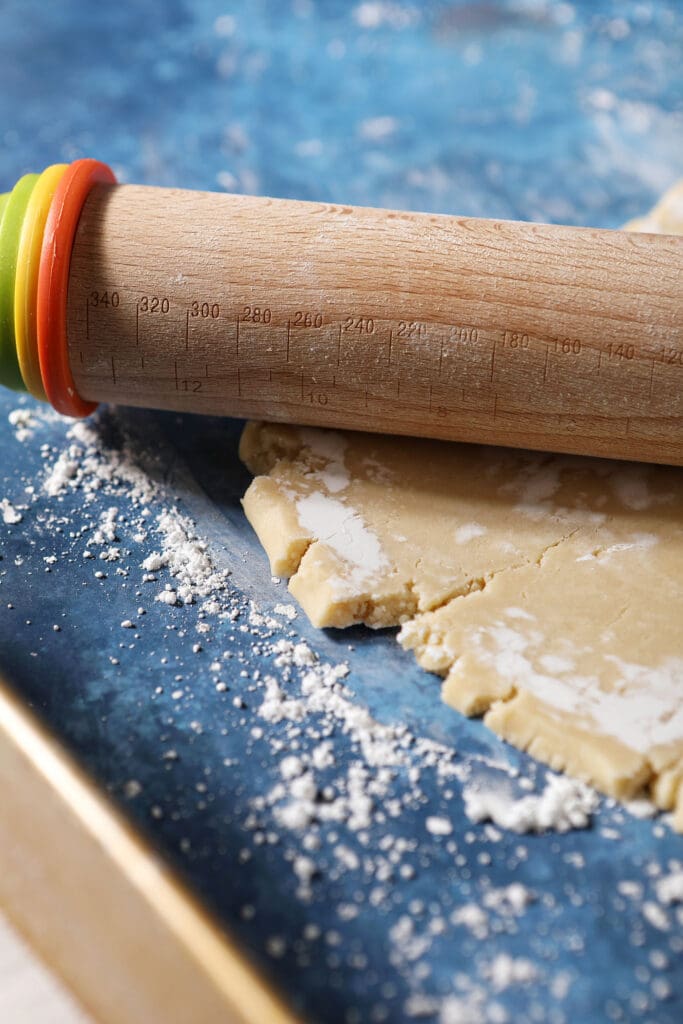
4 160 683 464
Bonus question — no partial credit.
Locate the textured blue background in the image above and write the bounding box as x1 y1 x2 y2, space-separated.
1 2 683 1022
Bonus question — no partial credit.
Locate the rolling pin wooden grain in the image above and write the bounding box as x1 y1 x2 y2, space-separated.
65 183 683 464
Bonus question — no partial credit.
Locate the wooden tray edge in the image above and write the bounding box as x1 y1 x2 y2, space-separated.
0 674 300 1024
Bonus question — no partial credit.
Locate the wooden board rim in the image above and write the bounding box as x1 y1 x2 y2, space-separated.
0 673 300 1024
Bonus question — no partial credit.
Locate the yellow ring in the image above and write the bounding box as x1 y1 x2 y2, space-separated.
14 164 69 399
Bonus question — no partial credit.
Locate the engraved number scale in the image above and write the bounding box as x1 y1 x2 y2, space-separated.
67 184 683 465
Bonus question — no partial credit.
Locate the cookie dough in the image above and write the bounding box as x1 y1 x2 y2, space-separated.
240 186 683 828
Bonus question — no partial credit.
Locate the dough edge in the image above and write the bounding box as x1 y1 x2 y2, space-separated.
240 420 683 830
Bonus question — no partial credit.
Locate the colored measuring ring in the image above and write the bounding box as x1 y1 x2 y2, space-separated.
0 173 40 391
14 164 69 400
37 158 117 417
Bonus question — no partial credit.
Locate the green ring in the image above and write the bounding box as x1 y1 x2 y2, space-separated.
0 174 39 391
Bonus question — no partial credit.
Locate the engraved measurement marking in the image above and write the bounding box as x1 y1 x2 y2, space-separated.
237 366 241 397
178 369 667 442
231 391 595 441
85 300 678 416
174 359 179 391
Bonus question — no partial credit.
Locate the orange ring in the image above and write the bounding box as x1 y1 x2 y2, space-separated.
37 158 116 417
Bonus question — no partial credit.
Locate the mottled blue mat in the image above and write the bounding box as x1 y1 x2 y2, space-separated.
1 2 683 1022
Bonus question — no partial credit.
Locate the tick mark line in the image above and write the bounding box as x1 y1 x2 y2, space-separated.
185 310 189 351
236 317 240 358
174 359 179 391
543 346 549 383
286 320 290 363
135 302 139 347
85 299 89 340
111 356 116 385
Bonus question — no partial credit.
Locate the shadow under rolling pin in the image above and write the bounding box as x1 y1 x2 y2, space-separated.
1 159 681 465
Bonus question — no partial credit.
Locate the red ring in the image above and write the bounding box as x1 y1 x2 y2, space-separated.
37 158 116 417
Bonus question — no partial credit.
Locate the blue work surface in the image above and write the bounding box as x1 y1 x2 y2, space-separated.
1 2 683 1022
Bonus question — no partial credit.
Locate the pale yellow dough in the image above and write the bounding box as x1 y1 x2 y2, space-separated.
240 184 683 828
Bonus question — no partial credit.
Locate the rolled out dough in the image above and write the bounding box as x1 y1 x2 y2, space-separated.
239 184 683 829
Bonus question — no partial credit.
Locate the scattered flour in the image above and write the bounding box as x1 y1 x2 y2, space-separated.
43 451 79 496
463 774 599 833
485 953 538 992
274 602 297 620
454 523 487 544
298 427 350 493
426 815 453 836
142 509 231 608
656 871 683 905
352 2 420 30
1 498 22 525
294 491 389 587
8 407 40 442
6 403 677 1023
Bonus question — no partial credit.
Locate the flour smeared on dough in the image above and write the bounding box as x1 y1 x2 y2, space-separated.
240 184 683 828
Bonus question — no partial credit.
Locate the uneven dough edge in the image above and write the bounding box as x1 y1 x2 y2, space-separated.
477 689 649 801
242 476 313 577
240 420 304 475
241 422 424 628
239 419 683 830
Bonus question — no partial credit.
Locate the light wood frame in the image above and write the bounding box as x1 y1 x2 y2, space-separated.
0 675 299 1024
